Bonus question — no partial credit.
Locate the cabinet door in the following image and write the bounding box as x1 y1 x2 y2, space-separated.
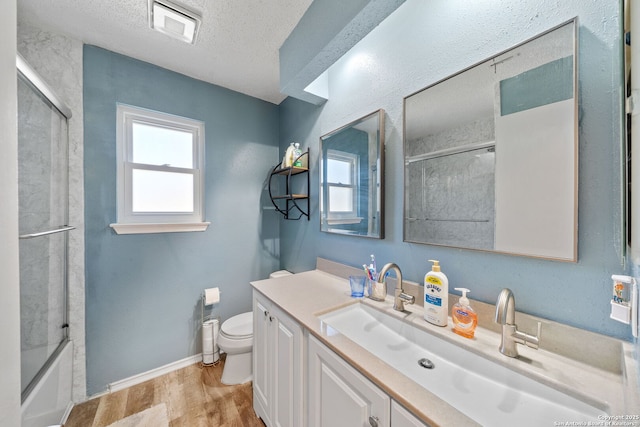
272 305 305 427
253 293 271 424
391 401 430 427
308 335 390 427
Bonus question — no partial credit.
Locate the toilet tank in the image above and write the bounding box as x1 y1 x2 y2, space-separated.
270 270 292 279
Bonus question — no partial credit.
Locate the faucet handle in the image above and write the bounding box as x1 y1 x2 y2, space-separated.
524 321 542 349
512 321 542 351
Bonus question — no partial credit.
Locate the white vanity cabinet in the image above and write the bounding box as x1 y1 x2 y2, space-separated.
308 335 390 427
308 335 430 427
253 291 305 427
391 401 430 427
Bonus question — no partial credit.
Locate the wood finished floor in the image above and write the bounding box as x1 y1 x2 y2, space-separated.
65 356 265 427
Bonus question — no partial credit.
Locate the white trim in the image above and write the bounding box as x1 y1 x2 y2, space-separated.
110 222 210 235
115 104 206 232
326 217 363 225
83 388 110 401
326 149 359 217
107 354 202 393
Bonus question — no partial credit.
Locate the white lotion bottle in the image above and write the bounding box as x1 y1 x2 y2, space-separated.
283 142 296 167
424 259 448 326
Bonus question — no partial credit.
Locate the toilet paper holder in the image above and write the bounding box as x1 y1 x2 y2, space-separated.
201 287 221 323
201 288 221 366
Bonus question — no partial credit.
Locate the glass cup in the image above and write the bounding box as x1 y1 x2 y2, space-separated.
349 275 366 298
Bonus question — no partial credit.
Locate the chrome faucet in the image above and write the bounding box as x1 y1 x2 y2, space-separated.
377 263 415 311
494 288 541 357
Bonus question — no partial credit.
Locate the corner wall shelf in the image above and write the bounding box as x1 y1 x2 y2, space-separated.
268 150 310 220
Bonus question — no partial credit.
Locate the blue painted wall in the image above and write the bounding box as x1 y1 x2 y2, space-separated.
83 46 281 394
278 0 630 340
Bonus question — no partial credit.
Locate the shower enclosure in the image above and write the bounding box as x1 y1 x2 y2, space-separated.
17 54 74 426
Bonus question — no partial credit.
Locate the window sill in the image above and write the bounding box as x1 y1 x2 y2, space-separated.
110 222 210 235
326 217 363 225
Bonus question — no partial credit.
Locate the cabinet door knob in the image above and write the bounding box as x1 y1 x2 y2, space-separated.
264 310 269 318
369 415 379 427
269 315 274 323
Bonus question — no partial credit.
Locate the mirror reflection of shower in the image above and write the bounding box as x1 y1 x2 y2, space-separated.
17 54 74 402
403 19 577 261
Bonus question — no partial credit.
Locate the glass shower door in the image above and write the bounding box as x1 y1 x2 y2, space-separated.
17 72 71 399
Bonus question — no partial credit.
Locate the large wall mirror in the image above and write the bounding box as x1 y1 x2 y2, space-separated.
320 109 385 238
403 19 578 261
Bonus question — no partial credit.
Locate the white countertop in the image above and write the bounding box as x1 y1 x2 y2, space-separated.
251 266 640 427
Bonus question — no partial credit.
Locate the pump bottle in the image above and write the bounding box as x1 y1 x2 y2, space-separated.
283 142 296 167
451 288 477 338
424 260 448 326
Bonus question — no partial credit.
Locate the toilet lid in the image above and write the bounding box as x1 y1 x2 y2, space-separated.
221 312 253 338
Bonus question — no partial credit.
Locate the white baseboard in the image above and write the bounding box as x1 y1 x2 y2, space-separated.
107 354 203 393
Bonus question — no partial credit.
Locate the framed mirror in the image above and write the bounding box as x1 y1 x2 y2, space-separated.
320 109 385 238
403 19 577 261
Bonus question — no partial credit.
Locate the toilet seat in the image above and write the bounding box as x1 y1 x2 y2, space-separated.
220 311 253 339
218 311 253 355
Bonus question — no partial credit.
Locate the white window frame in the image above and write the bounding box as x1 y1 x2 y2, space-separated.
110 104 209 234
326 149 359 219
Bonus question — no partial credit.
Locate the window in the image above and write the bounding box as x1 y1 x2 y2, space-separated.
110 104 208 234
326 149 358 219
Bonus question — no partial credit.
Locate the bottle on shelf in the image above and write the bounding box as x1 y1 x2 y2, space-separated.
268 147 310 220
293 143 303 167
283 142 296 168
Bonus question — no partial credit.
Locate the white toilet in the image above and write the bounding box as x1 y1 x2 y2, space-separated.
218 270 291 385
218 311 253 385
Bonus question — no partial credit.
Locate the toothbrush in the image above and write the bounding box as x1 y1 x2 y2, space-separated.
370 254 377 280
363 264 372 280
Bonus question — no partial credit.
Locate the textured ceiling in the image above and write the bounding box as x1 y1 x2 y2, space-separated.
17 0 313 104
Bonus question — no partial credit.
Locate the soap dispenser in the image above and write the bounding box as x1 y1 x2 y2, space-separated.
424 259 448 326
451 288 477 339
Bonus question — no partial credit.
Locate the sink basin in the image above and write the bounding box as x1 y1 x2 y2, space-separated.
319 303 607 426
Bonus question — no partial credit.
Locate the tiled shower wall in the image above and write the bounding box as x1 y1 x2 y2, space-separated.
404 117 496 249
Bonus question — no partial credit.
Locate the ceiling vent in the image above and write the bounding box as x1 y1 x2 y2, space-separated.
148 0 201 44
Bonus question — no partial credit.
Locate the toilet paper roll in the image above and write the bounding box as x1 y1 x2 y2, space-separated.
203 321 214 355
204 287 220 305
